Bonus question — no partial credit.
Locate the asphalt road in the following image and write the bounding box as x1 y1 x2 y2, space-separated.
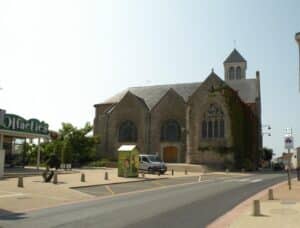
0 172 289 228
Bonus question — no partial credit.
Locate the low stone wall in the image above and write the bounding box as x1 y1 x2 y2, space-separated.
166 163 206 172
190 150 233 166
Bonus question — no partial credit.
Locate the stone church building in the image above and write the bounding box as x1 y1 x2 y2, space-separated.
94 49 262 168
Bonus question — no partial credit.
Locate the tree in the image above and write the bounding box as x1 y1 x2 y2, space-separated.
22 142 39 166
43 122 99 167
261 147 273 162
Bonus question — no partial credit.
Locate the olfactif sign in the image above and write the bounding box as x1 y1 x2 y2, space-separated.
0 114 49 135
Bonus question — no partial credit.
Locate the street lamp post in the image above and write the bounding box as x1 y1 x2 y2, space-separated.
295 32 300 92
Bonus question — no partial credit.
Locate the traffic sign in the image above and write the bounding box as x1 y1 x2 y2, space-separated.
285 136 294 149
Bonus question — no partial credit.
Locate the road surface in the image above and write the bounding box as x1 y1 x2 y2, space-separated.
0 172 288 228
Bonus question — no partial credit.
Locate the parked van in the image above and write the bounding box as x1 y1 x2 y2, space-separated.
139 154 167 174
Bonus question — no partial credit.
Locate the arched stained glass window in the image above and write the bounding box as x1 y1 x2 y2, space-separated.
118 121 137 142
220 119 225 138
201 104 225 139
202 120 207 139
208 120 213 138
161 120 181 142
214 120 219 138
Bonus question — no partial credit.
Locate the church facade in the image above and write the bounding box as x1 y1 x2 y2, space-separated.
93 49 262 169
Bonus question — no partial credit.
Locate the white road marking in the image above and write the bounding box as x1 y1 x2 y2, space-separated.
223 178 249 182
250 179 262 183
223 178 263 183
0 193 25 198
237 178 251 182
0 190 21 194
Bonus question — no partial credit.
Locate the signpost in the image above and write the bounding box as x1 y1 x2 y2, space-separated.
284 129 294 190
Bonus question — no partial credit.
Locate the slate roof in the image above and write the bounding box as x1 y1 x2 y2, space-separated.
224 49 247 63
98 78 258 110
227 79 257 103
102 82 201 110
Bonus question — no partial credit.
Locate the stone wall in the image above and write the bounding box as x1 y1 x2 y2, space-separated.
93 103 115 158
150 89 186 162
188 74 233 164
106 92 149 158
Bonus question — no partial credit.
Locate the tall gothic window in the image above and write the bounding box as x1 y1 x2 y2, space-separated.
236 66 241 79
229 67 235 80
118 121 137 142
202 120 207 139
161 120 181 142
214 120 219 138
201 104 225 139
208 120 213 138
220 119 225 138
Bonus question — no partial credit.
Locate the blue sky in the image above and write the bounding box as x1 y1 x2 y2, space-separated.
0 0 299 156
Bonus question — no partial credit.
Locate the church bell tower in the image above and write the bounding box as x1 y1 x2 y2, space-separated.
224 49 247 81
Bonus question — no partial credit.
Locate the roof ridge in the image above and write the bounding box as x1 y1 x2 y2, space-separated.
129 81 202 89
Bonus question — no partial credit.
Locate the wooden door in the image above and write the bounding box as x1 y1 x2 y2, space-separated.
163 146 178 163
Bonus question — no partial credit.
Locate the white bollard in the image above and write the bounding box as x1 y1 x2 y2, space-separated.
226 168 229 174
198 175 202 182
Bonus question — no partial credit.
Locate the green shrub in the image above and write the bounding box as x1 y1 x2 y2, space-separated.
86 159 117 168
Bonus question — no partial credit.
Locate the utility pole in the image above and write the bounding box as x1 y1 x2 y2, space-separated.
295 32 300 92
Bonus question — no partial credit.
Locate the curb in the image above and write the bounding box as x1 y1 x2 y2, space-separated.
70 177 170 189
207 179 292 228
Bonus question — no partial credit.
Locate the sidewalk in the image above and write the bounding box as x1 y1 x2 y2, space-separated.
0 168 205 213
229 178 300 228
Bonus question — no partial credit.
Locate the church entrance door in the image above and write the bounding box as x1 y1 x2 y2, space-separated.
163 146 178 163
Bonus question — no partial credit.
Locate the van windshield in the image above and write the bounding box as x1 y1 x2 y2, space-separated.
147 155 162 162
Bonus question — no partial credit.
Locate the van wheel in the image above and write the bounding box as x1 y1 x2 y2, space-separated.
148 167 153 174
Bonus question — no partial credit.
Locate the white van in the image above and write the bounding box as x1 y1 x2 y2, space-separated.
139 154 167 174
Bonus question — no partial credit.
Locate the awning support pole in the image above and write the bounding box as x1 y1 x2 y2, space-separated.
37 138 41 170
0 134 5 178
